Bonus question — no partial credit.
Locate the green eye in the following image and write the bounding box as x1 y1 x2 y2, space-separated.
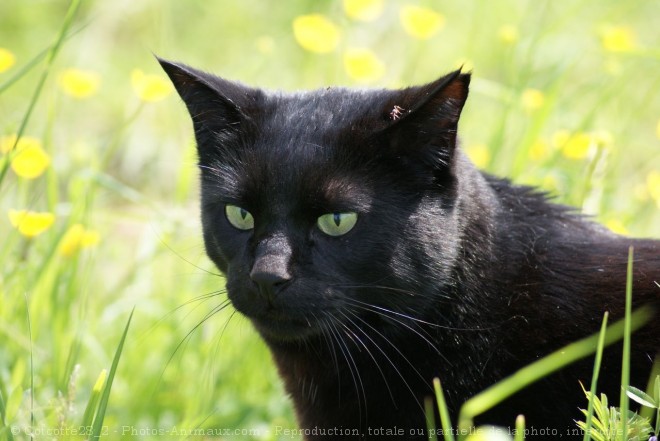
225 204 254 230
317 212 358 237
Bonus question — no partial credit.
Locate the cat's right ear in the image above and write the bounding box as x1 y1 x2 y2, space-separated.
157 57 259 160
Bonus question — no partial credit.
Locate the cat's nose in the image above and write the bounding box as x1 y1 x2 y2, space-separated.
250 264 291 299
250 234 293 300
250 267 291 291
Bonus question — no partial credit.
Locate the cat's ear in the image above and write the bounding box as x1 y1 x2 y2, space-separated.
157 57 259 160
380 69 470 173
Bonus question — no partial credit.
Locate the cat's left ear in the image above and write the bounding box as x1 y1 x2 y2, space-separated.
157 57 260 161
380 69 470 173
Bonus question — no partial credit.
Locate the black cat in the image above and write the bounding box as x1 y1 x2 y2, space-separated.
159 58 659 440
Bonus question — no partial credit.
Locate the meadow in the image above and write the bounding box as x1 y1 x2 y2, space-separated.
0 0 659 440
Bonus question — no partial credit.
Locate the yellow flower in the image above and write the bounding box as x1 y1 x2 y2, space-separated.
58 68 101 99
0 48 16 73
400 5 445 40
553 131 610 160
647 171 660 207
6 136 50 179
343 0 384 21
498 25 519 45
343 48 385 83
560 132 592 160
605 219 629 236
466 144 490 169
131 69 173 102
58 224 101 257
600 26 637 53
8 210 55 238
292 14 340 54
521 88 545 112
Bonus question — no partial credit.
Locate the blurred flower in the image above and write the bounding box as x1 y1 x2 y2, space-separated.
292 14 340 54
343 0 384 21
554 130 589 159
8 209 55 238
400 5 444 40
600 25 637 53
58 68 101 99
58 224 101 257
648 171 660 207
521 88 545 112
343 48 385 83
0 48 16 73
255 36 275 55
498 25 519 45
131 69 173 102
466 144 490 169
554 130 611 160
3 136 51 179
605 219 629 236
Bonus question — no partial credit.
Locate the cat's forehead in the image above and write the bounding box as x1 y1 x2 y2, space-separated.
216 90 388 213
264 87 393 133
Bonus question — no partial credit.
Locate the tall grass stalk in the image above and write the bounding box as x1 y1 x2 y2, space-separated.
619 247 634 440
514 414 526 441
582 312 610 441
0 0 83 188
433 378 456 441
425 396 439 441
90 308 134 440
456 307 653 438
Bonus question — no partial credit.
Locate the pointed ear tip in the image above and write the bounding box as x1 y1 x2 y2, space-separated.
459 72 471 86
155 56 178 70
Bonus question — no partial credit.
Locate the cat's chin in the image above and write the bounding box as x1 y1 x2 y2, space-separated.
250 315 321 343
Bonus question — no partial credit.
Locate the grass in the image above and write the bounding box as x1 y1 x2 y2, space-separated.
0 0 659 440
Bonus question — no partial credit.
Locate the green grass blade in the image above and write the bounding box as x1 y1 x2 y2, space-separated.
457 307 653 435
0 387 15 441
22 293 34 434
81 369 107 428
514 414 525 441
425 396 439 441
582 312 609 441
0 48 48 96
90 308 134 440
0 0 83 188
433 378 456 441
619 246 634 440
0 22 88 95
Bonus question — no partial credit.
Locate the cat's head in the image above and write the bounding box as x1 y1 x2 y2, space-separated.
160 58 472 343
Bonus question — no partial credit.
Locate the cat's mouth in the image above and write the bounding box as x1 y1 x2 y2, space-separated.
250 311 320 342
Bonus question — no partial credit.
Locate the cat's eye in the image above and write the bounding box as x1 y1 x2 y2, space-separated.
225 204 254 230
317 212 358 237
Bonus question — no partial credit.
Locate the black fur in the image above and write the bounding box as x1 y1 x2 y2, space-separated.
159 58 659 440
